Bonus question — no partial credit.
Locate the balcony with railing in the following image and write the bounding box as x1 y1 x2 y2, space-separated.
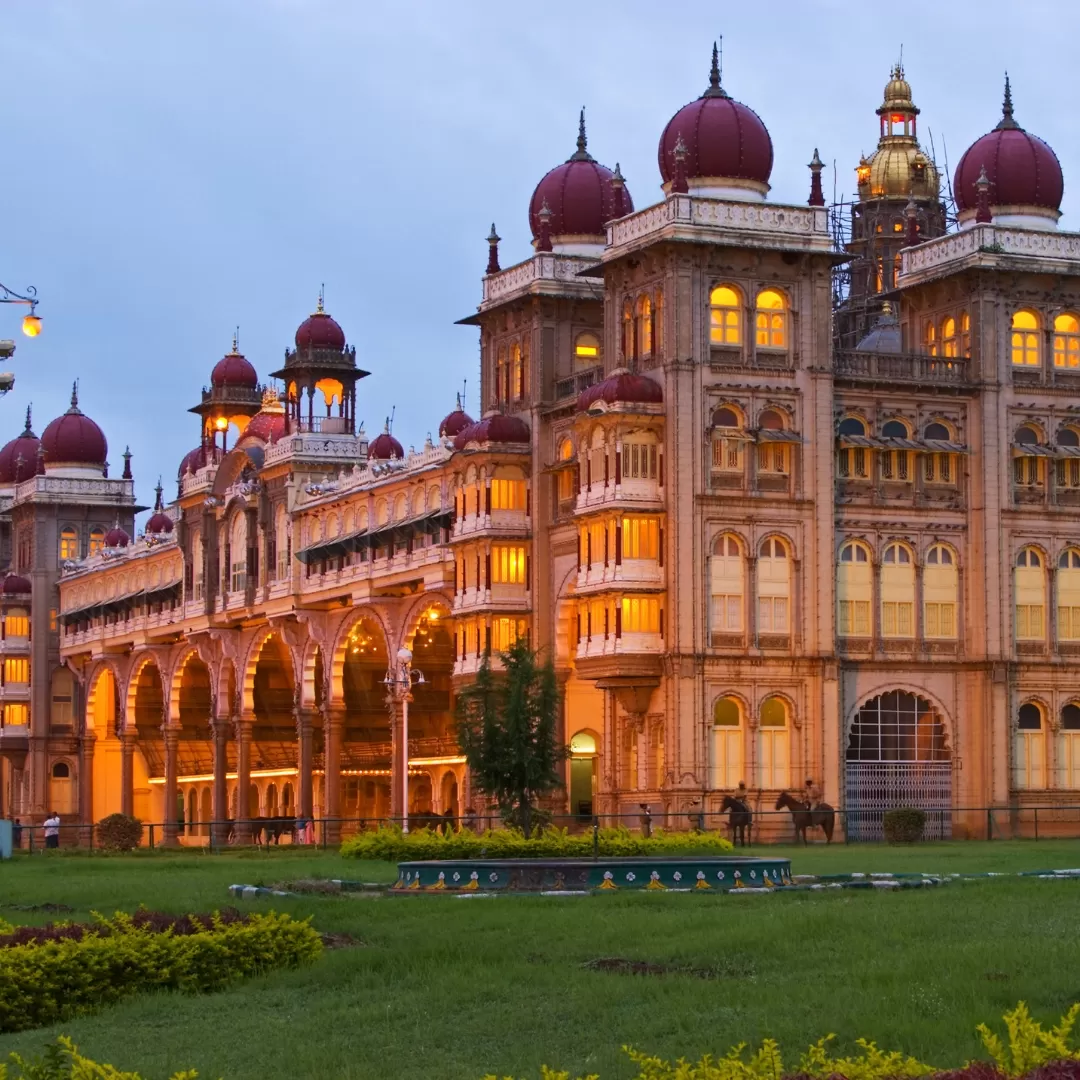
453 582 530 614
554 365 603 404
577 557 663 595
834 350 972 386
451 508 530 541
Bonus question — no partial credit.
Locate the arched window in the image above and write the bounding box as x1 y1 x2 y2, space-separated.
924 321 937 357
941 316 957 358
59 527 79 562
1011 310 1041 367
711 407 744 473
622 299 634 361
51 668 74 726
881 542 915 637
924 544 958 638
709 285 742 346
838 541 872 637
757 410 790 476
654 290 664 361
636 295 652 357
1060 703 1080 789
229 513 247 593
924 422 955 483
755 289 787 349
49 760 74 816
574 332 600 365
710 535 744 635
960 311 971 357
1053 313 1080 369
711 697 744 789
1057 549 1080 641
758 696 790 789
510 342 524 401
495 346 507 405
1056 428 1080 491
88 527 106 557
1015 703 1046 789
837 417 869 479
4 606 28 640
1014 548 1046 640
881 419 911 482
758 537 790 634
556 438 576 505
1014 425 1044 488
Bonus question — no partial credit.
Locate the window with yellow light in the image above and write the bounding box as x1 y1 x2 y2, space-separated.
754 289 787 349
1012 310 1041 366
574 332 600 365
709 285 742 346
492 545 527 585
1053 313 1080 368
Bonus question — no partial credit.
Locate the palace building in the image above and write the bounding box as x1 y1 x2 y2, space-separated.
2 54 1080 840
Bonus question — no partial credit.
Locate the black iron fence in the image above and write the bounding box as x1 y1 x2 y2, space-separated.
7 803 1080 853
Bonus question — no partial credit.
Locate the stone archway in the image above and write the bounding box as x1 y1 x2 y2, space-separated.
250 633 296 820
844 689 952 840
174 652 214 843
339 615 391 821
84 665 122 823
129 658 166 824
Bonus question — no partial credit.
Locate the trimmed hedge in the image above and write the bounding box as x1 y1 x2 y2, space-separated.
95 814 143 852
481 1003 1080 1080
341 825 734 861
883 807 927 844
0 909 322 1033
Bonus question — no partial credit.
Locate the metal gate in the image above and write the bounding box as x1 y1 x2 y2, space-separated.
845 691 953 841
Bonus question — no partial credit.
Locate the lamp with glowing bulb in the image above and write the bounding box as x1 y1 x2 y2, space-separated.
1 282 41 338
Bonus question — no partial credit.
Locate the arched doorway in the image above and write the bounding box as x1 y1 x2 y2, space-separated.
569 730 598 818
87 666 122 822
176 653 214 841
405 606 454 817
845 690 952 840
341 617 391 820
251 634 296 816
131 660 166 823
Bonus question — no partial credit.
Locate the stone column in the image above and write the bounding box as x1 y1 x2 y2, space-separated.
296 708 315 819
162 728 180 845
388 692 407 822
323 707 344 842
234 715 252 843
79 731 96 830
119 732 135 818
211 719 229 846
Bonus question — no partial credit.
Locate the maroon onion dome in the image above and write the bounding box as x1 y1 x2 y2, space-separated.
0 406 41 485
295 293 346 351
211 333 258 389
528 110 634 242
453 412 531 451
954 76 1063 216
438 394 474 439
1 573 31 595
178 443 214 476
245 411 287 444
578 370 663 413
369 420 404 461
104 527 130 548
145 480 174 535
657 43 773 194
41 384 108 469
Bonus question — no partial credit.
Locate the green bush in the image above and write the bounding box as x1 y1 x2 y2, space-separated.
481 1001 1080 1079
2 1036 199 1079
0 911 322 1034
341 824 733 861
95 814 143 852
882 808 926 844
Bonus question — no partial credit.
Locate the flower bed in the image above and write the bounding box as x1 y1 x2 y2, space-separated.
4 1036 200 1079
480 1003 1080 1080
341 825 733 862
0 908 322 1034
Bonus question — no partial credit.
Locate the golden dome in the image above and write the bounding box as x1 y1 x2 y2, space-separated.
880 64 915 113
859 144 939 200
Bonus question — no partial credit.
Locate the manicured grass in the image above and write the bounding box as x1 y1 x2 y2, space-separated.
0 841 1078 1079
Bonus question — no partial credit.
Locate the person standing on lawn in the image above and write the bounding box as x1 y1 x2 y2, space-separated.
43 811 61 849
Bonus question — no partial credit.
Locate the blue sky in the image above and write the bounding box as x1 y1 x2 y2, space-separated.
2 0 1076 521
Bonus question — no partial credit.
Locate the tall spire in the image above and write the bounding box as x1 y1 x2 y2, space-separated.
316 284 325 313
154 476 164 511
122 445 132 480
486 223 501 275
996 73 1018 131
22 404 31 434
231 327 240 354
569 107 594 162
807 148 825 207
702 40 728 99
68 381 80 413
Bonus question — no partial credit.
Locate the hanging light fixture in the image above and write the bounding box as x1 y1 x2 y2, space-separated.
1 283 41 337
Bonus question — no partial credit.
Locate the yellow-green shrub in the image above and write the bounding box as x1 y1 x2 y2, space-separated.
0 911 322 1034
481 1002 1080 1080
341 825 733 861
2 1036 199 1079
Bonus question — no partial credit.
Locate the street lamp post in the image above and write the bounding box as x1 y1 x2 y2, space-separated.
384 646 425 833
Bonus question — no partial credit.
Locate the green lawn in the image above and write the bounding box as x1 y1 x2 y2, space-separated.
1 841 1078 1079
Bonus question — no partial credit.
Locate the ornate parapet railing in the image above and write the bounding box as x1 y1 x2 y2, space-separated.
834 350 972 386
481 253 597 307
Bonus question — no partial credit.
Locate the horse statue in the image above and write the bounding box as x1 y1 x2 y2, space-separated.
720 795 753 847
775 791 835 844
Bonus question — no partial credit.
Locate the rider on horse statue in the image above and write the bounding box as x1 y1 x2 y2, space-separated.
804 777 822 810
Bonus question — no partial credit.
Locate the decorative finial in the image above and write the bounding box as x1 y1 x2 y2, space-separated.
70 381 79 410
122 445 132 481
905 196 920 248
154 476 164 510
231 327 240 354
316 284 325 313
23 405 31 433
808 148 825 207
536 199 553 252
881 300 894 316
996 73 1018 130
608 163 626 223
671 134 689 194
702 40 728 99
975 164 993 223
486 223 501 275
569 107 594 162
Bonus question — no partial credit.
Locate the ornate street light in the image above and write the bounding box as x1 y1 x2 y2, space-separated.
0 282 41 337
383 646 425 833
